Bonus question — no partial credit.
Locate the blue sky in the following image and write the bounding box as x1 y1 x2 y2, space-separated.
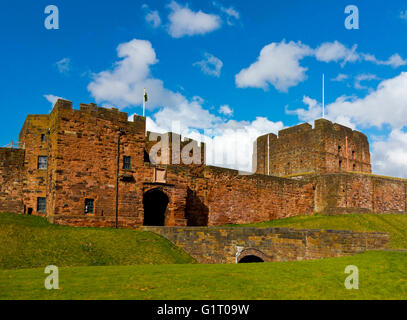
1 0 407 176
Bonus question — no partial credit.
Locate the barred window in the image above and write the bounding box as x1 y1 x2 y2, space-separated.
37 197 46 213
38 156 48 170
85 199 94 214
123 156 131 170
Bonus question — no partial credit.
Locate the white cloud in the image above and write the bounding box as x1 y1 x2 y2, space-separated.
193 52 223 77
88 39 172 109
153 99 220 132
145 10 161 28
167 1 221 38
237 40 407 92
289 72 407 129
315 41 359 66
213 2 240 25
331 73 349 82
219 104 233 116
372 129 407 178
235 40 313 92
55 58 71 74
315 41 407 69
354 73 380 90
362 53 407 68
221 7 239 20
400 10 407 21
385 54 407 67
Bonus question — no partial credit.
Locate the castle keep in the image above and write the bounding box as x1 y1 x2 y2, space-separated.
1 99 407 228
254 119 371 176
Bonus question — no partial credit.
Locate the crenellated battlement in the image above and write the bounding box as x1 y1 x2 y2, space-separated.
49 99 130 123
278 122 312 137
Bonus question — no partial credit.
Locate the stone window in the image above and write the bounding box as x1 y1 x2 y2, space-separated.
339 160 342 169
84 199 94 214
38 156 48 170
338 146 342 156
37 197 46 213
352 151 355 160
41 134 46 143
353 164 356 171
123 156 131 170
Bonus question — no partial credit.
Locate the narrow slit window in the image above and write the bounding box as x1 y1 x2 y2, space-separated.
123 156 131 170
41 134 46 143
37 197 46 213
85 199 94 214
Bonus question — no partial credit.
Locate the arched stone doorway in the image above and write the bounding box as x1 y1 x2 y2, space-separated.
238 255 264 263
143 189 169 226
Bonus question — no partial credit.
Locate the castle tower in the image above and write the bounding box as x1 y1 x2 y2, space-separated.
253 118 371 177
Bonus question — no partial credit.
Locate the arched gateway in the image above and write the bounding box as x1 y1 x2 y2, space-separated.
143 189 169 226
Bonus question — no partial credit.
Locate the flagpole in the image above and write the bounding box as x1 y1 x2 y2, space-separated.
143 88 146 117
322 74 325 119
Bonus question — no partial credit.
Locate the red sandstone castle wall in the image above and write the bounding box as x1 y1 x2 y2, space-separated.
0 148 24 213
203 167 315 225
18 114 50 216
160 165 315 226
314 173 407 214
47 100 147 227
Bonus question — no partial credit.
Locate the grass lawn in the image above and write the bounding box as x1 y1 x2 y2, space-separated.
1 212 406 300
0 212 195 269
0 251 406 300
225 213 407 249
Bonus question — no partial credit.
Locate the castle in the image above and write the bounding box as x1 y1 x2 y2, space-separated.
1 99 406 228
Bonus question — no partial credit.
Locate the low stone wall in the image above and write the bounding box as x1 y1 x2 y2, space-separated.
140 226 390 264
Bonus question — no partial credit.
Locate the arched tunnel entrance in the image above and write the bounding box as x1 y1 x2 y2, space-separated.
238 255 264 263
143 189 169 226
